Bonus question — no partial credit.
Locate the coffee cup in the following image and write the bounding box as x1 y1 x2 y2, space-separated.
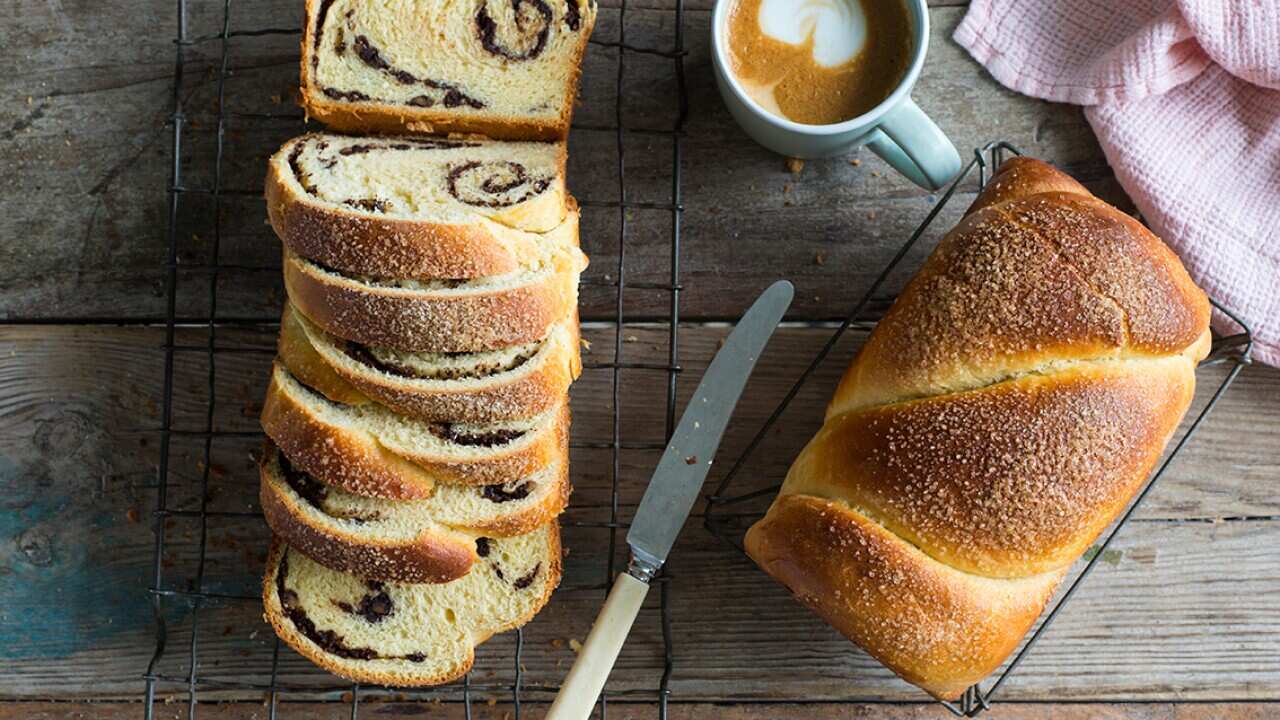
712 0 962 191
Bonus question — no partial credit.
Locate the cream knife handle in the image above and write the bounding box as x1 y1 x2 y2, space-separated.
546 572 649 720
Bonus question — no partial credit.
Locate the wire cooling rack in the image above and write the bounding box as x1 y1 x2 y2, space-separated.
703 142 1255 717
143 0 687 717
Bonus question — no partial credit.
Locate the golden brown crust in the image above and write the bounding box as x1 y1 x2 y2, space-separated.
302 100 572 142
298 0 594 142
1002 192 1211 355
265 141 578 280
831 158 1210 415
262 361 571 489
277 303 372 406
971 158 1210 355
788 357 1196 577
283 248 584 353
745 495 1065 701
966 156 1089 215
259 450 477 583
286 302 583 423
261 362 439 499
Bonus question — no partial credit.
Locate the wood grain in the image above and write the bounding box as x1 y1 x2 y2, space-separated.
0 325 1274 700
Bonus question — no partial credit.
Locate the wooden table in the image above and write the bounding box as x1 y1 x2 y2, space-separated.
1 0 1276 717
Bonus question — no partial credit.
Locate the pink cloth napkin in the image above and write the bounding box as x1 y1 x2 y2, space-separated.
954 0 1280 366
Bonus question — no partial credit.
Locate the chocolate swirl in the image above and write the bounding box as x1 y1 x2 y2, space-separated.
429 423 526 447
482 479 535 503
447 161 552 208
275 552 428 662
314 11 485 109
476 0 554 61
333 581 395 623
278 452 380 523
343 340 538 381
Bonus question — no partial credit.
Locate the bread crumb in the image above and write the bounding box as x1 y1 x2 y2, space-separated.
579 338 592 352
814 252 826 266
126 508 140 523
550 637 565 649
569 638 583 653
625 335 638 343
867 210 877 220
871 170 882 177
849 158 861 167
486 697 498 706
685 455 697 465
785 157 805 174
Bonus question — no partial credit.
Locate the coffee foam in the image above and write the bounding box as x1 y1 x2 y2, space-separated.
725 0 911 126
758 0 867 68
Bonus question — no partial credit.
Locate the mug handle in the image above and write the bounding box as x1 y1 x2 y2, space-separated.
864 97 962 191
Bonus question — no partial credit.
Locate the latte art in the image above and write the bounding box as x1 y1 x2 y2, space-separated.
758 0 866 68
726 0 911 126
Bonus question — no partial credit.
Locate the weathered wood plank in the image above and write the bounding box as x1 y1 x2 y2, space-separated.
0 325 1275 700
0 4 1118 322
0 701 1274 720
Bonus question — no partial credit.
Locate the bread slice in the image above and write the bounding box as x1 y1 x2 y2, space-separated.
300 0 597 140
284 243 585 353
280 302 580 423
261 444 568 583
278 298 373 407
263 524 561 686
267 133 581 279
261 361 569 497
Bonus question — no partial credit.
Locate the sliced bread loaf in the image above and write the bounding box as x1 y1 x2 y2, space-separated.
261 444 568 583
263 523 561 686
284 243 585 353
281 302 581 422
300 0 597 140
261 361 569 496
268 133 580 279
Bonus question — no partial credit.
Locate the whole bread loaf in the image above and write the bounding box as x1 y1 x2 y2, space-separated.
745 157 1211 700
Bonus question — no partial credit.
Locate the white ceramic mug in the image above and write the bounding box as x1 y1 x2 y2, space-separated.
711 0 962 190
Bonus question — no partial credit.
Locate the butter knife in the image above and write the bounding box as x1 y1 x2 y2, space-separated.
546 280 793 720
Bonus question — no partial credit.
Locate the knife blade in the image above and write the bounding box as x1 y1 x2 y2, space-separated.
626 278 794 577
546 280 793 720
